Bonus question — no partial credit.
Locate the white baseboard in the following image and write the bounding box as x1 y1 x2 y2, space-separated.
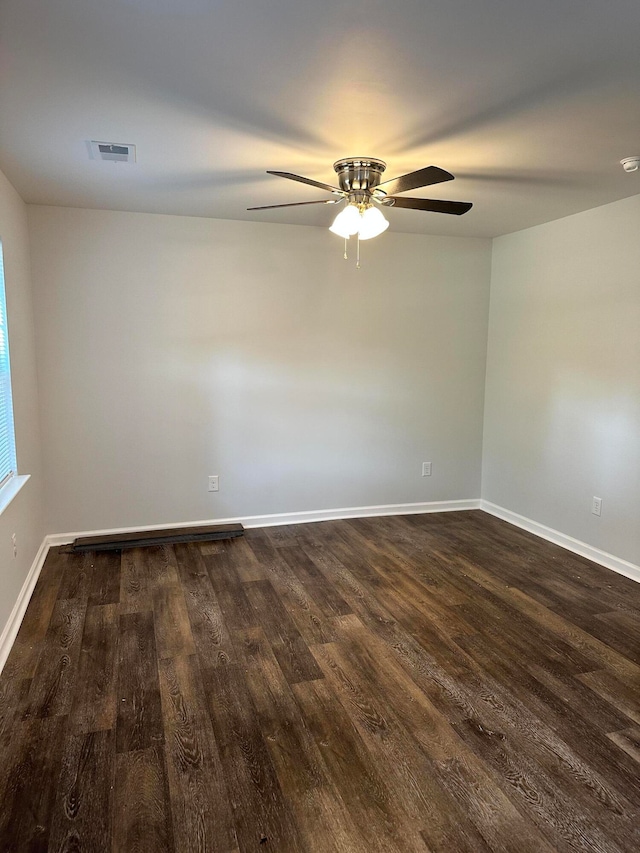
47 498 482 546
6 497 635 676
0 535 51 674
2 499 479 673
481 500 640 585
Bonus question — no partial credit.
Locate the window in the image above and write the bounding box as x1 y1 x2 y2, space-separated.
0 241 17 488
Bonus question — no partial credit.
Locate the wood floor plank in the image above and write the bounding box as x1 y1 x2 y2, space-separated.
451 715 634 853
146 545 197 659
119 547 151 615
218 535 267 583
0 675 30 751
116 610 163 753
318 612 558 853
291 677 415 853
351 517 595 672
145 544 181 589
247 536 339 645
310 638 493 852
199 541 227 556
48 728 115 853
200 662 306 852
0 715 67 851
278 543 353 618
263 524 304 549
450 632 640 817
88 550 122 606
153 583 196 661
300 538 487 721
450 552 640 686
452 578 601 675
69 603 119 734
589 611 640 664
24 596 87 719
158 655 237 853
526 662 632 735
305 529 640 839
236 625 368 853
578 669 640 726
244 579 324 685
1 512 639 852
112 745 174 853
205 550 258 635
173 543 235 666
607 726 640 764
58 549 93 601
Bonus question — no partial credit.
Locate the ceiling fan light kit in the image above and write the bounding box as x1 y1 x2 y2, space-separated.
329 203 362 238
357 206 390 240
329 204 389 240
249 156 472 267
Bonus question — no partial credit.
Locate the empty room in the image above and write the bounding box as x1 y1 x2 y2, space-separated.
0 1 639 850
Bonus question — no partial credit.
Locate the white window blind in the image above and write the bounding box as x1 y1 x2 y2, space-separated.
0 242 17 488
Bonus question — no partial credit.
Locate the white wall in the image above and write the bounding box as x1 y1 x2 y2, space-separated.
483 194 640 566
0 169 44 630
28 206 491 534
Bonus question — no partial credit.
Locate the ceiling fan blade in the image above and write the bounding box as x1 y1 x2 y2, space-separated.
387 196 472 215
247 199 342 211
377 166 454 196
266 170 343 195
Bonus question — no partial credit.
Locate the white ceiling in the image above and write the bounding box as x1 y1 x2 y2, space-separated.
1 0 639 238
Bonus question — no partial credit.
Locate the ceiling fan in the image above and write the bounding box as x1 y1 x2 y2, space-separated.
248 157 472 266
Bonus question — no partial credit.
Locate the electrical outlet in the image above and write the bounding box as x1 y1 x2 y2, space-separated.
11 533 17 558
592 496 602 517
208 475 219 492
422 462 432 477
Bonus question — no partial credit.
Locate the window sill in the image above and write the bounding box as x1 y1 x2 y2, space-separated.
0 474 30 517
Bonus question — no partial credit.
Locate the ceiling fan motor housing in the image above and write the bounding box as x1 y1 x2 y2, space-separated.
333 158 387 201
252 160 470 216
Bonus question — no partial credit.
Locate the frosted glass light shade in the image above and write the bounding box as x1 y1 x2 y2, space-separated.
358 206 389 240
329 204 361 238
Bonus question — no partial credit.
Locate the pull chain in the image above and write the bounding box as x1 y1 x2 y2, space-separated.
343 237 348 260
356 233 361 269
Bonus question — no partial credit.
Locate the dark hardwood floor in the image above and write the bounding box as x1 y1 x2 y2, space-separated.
0 510 639 852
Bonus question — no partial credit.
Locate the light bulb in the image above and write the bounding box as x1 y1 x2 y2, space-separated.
329 204 361 238
357 205 389 240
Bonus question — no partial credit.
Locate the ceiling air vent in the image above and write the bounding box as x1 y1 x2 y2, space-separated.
88 140 136 163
